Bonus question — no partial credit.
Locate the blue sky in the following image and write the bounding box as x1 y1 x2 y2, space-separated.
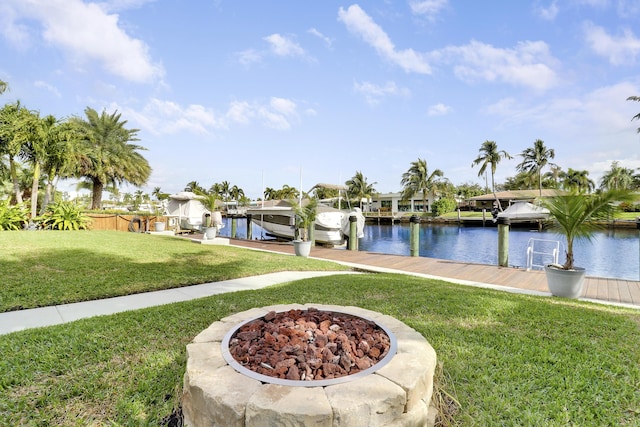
1 0 639 199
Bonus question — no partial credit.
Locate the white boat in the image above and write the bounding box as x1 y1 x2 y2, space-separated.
246 185 365 246
166 191 223 232
497 201 550 222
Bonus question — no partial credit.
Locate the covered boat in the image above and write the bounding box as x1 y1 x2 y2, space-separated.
497 201 550 222
246 184 365 246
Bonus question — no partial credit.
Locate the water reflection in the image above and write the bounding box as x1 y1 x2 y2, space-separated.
220 218 639 281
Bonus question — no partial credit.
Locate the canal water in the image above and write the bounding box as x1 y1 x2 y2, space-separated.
220 218 640 281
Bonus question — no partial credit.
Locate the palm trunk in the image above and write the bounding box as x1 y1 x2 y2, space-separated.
92 179 104 210
491 172 502 211
30 162 41 219
41 166 56 214
9 155 22 204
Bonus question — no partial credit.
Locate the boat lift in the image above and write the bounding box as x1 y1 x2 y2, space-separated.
526 238 562 271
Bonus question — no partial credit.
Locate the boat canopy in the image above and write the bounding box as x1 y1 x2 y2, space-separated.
497 201 549 221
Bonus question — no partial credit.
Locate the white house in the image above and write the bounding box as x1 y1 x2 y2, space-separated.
369 192 437 214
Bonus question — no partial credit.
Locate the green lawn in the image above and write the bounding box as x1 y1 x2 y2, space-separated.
1 231 639 426
0 230 347 312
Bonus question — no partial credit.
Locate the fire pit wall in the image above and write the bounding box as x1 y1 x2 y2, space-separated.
182 304 437 427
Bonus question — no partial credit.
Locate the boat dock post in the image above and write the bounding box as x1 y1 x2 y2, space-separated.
348 215 358 251
246 214 252 240
498 217 510 267
410 215 420 257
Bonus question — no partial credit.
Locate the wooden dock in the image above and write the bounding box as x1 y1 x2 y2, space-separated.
229 239 640 309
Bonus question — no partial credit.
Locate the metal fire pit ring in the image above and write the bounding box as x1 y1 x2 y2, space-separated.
220 307 398 387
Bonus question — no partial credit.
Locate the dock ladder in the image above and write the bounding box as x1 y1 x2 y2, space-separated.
526 238 561 271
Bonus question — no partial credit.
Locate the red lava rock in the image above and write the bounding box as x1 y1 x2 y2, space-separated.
227 308 391 381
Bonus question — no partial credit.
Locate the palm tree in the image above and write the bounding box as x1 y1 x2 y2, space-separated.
185 181 205 193
599 161 637 191
263 187 277 200
21 112 59 218
152 187 162 200
628 96 640 133
209 182 223 199
345 171 377 209
72 107 151 209
0 80 7 95
516 139 555 197
400 158 444 213
219 180 231 206
0 102 29 204
542 165 563 189
279 185 299 200
471 140 513 210
40 120 79 212
560 168 595 193
229 185 245 202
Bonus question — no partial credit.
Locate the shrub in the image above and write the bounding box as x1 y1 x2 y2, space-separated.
38 201 92 230
0 199 28 230
431 198 457 217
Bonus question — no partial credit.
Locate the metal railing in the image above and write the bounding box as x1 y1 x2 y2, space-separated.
526 238 561 270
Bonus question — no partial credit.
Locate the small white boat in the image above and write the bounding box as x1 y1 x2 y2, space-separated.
497 201 549 222
246 185 365 246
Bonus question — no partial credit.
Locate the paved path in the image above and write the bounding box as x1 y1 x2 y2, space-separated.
0 271 355 336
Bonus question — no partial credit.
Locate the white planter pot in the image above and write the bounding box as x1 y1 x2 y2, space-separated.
203 227 217 240
544 265 586 299
154 222 166 232
293 240 312 257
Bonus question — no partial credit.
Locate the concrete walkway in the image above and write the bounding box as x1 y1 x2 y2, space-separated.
0 271 356 336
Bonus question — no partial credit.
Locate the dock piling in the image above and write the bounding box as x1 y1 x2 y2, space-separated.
410 215 420 257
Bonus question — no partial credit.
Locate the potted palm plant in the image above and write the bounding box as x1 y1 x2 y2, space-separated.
153 202 166 232
290 197 318 257
197 192 221 240
540 189 636 298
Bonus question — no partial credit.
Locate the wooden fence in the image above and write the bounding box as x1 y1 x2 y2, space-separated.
87 214 166 232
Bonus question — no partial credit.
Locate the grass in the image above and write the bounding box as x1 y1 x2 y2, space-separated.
0 230 347 312
1 232 640 426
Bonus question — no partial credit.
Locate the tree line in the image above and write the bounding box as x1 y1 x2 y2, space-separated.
2 75 640 219
1 99 150 216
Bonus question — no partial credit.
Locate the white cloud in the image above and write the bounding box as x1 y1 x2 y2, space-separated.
0 2 31 48
617 0 640 18
484 81 639 141
436 39 559 91
427 103 452 116
126 96 300 135
34 80 61 97
583 21 640 65
534 0 559 20
128 98 220 135
1 0 164 83
409 0 448 20
338 4 431 74
308 28 333 48
235 49 263 66
264 33 305 57
258 97 299 130
97 0 157 13
354 81 410 105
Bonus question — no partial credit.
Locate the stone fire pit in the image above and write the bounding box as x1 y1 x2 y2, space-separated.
182 304 437 426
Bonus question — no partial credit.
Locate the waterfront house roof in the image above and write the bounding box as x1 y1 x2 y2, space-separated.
469 189 564 202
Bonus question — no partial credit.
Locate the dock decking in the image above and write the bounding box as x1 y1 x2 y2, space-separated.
229 239 640 308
